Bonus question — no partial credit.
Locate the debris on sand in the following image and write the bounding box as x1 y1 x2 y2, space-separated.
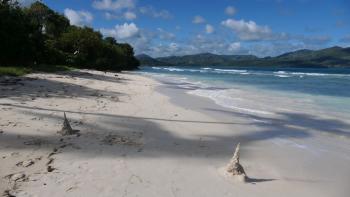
47 166 55 172
102 132 143 147
226 143 247 182
23 139 46 146
58 112 79 136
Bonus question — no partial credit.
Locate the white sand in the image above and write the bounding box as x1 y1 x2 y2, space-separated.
0 70 349 197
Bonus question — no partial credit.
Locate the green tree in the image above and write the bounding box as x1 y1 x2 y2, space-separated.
59 26 104 67
0 0 139 71
24 1 70 64
0 0 34 65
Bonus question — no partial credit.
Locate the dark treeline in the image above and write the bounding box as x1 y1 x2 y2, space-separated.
0 0 139 71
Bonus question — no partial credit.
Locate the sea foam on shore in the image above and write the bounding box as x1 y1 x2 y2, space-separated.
141 66 350 118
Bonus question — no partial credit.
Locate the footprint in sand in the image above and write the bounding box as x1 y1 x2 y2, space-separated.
6 173 26 182
16 159 35 168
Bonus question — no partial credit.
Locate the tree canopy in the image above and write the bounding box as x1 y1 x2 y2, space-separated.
0 0 139 71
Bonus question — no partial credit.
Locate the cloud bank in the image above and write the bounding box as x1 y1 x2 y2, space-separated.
64 9 93 26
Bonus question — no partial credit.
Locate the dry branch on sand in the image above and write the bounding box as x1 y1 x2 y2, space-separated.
226 143 247 182
58 112 79 136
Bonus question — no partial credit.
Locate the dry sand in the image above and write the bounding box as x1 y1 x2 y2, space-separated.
0 69 349 197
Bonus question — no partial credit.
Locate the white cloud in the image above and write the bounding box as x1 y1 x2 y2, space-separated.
169 42 179 51
64 9 93 26
144 34 249 57
105 12 117 20
124 11 137 20
128 26 328 58
92 0 135 11
157 28 176 40
225 6 236 16
221 18 272 41
104 11 136 20
139 6 172 19
100 23 139 39
133 30 332 58
228 42 241 51
205 24 214 34
128 30 154 54
192 15 206 24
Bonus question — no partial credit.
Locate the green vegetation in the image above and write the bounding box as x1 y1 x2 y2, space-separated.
0 0 139 76
137 46 350 68
0 65 75 76
0 66 31 76
28 64 76 73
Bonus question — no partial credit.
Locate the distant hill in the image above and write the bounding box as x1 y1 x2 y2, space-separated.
157 53 259 66
135 54 167 66
136 46 350 68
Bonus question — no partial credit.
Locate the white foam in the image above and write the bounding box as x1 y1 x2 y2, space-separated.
274 71 287 74
213 69 248 73
291 72 327 76
163 67 185 72
273 71 350 77
188 89 274 115
275 74 290 78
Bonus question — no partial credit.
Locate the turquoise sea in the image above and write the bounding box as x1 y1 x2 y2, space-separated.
140 66 350 118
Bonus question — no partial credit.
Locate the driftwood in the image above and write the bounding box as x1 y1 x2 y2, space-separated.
58 112 78 136
226 143 247 181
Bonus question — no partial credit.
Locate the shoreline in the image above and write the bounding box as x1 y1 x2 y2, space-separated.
0 70 349 196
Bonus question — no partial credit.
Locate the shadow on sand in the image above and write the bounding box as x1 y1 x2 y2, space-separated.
204 108 350 139
0 70 127 102
246 177 277 184
1 70 349 185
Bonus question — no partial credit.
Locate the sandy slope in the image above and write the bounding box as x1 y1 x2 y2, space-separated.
0 70 349 197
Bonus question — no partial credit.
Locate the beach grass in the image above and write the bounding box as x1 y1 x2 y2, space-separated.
0 65 76 76
0 66 31 76
32 64 76 73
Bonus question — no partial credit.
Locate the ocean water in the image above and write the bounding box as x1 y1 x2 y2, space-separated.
139 66 350 119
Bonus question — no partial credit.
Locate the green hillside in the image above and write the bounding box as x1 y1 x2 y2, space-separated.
137 46 350 68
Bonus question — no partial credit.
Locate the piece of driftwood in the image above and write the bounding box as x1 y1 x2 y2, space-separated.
226 143 247 181
58 112 78 136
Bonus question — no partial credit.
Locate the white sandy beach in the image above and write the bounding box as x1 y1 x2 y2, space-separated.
1 70 349 197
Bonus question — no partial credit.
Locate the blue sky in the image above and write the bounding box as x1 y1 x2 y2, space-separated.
21 0 350 57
